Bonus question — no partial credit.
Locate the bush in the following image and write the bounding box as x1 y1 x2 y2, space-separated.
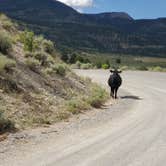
120 66 129 71
0 14 13 31
0 55 16 73
34 51 48 66
52 64 67 76
20 31 34 52
44 67 54 75
80 63 93 69
33 35 44 51
0 111 15 133
75 61 81 69
65 98 89 114
150 66 166 72
87 84 108 108
29 51 54 67
102 64 109 69
135 65 148 71
0 31 12 54
26 58 40 72
42 39 54 54
95 61 102 69
25 51 34 58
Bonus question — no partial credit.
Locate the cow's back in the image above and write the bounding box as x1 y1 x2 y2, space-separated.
108 74 122 88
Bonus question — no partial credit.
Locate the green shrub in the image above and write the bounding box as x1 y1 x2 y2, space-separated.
65 98 89 114
33 51 54 67
95 61 102 69
2 21 13 31
0 14 13 31
34 51 44 60
0 31 12 54
25 51 34 58
80 63 93 69
149 66 166 72
52 64 67 76
71 63 79 69
102 64 109 69
74 61 81 69
87 84 108 108
42 39 54 54
26 58 40 72
33 35 44 51
120 66 129 71
20 31 34 52
0 111 15 133
0 55 16 73
44 67 54 75
135 65 148 71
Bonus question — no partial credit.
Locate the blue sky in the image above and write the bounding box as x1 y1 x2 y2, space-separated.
58 0 166 19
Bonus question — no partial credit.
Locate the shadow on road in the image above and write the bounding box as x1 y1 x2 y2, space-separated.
121 96 142 100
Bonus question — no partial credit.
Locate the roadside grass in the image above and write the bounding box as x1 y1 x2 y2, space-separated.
86 83 108 108
63 82 109 115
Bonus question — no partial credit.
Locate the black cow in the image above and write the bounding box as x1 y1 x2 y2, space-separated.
108 69 122 99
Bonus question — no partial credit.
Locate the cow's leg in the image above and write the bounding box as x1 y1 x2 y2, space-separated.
111 87 114 98
115 87 119 99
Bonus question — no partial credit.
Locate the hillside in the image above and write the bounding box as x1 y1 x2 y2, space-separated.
0 0 166 57
0 14 108 133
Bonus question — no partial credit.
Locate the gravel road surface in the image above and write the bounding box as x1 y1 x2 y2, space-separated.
1 70 166 166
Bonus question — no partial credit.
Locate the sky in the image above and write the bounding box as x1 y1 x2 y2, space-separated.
57 0 166 19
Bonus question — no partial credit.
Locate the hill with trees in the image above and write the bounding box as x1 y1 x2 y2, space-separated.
0 0 166 57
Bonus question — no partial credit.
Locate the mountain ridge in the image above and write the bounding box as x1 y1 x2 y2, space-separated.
0 0 166 57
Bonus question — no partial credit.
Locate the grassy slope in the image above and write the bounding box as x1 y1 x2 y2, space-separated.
0 14 108 133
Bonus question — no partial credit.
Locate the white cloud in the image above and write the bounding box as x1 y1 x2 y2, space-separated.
57 0 94 8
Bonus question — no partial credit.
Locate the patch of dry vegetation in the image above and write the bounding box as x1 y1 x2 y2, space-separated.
0 14 109 133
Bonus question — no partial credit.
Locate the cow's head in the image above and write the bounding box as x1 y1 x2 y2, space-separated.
110 69 122 74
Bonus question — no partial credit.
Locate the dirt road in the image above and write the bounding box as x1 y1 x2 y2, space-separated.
1 70 166 166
